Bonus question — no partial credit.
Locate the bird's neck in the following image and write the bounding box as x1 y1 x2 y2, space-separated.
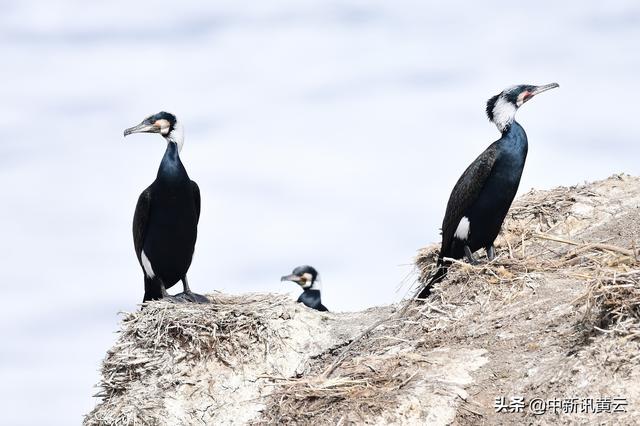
166 122 184 152
157 141 188 181
491 98 517 132
498 121 528 155
298 288 323 309
304 281 321 291
302 288 322 300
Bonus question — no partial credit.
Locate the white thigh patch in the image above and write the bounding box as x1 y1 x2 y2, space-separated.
141 250 156 279
454 216 471 240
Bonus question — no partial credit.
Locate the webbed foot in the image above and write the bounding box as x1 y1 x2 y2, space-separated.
174 291 210 304
161 295 185 303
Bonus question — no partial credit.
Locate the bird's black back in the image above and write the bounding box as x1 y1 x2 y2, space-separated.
439 144 499 259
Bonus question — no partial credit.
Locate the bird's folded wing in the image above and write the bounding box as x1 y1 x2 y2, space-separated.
133 186 152 263
440 144 498 252
191 180 201 224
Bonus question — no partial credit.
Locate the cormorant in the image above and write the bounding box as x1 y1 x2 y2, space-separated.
124 111 208 304
281 265 328 311
418 83 559 299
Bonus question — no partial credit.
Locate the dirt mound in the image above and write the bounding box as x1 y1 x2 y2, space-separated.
416 173 640 424
85 293 394 425
86 174 640 425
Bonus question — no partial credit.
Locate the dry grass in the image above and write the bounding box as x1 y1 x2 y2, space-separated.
261 353 423 424
415 177 640 340
85 293 292 426
258 307 442 424
579 271 640 337
263 176 640 424
86 175 640 425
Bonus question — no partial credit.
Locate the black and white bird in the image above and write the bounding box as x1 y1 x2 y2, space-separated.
281 265 328 311
418 83 559 299
124 111 208 304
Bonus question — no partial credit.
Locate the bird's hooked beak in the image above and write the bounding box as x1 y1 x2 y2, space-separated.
123 121 161 137
526 82 560 101
281 274 302 283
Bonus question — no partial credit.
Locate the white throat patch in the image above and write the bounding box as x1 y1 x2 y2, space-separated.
491 97 517 132
454 216 471 240
166 121 184 152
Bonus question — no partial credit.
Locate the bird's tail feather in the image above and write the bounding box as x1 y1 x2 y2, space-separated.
416 258 450 299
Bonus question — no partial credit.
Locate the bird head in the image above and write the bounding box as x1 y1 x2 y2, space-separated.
124 111 184 151
281 265 319 290
486 83 559 132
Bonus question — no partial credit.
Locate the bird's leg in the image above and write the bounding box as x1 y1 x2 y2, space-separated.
464 246 478 265
176 276 209 304
486 245 496 261
143 276 169 304
182 275 193 295
159 280 171 298
157 279 182 303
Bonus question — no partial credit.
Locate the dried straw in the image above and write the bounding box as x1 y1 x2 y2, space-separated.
85 293 291 425
415 176 640 339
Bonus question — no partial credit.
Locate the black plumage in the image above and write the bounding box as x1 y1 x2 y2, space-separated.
297 289 328 312
438 147 500 261
281 265 328 311
125 111 208 304
418 83 558 298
